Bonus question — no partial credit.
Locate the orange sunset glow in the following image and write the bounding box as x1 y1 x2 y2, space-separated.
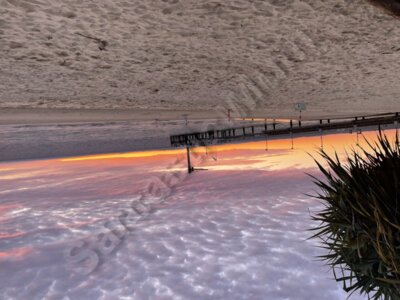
40 129 397 173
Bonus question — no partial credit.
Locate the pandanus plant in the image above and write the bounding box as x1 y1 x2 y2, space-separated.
311 134 400 299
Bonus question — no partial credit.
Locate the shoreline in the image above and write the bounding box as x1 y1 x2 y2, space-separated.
0 108 223 125
0 120 396 164
0 107 392 126
1 108 398 163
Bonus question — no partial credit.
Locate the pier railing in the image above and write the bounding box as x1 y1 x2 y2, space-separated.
170 113 400 147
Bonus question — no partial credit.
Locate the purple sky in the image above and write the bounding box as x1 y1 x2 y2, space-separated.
1 130 391 299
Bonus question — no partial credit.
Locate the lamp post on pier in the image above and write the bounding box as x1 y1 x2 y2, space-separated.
294 102 306 127
186 142 208 174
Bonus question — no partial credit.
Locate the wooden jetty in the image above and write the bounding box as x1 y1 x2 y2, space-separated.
170 112 400 147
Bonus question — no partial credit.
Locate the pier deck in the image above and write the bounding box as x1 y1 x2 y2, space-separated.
170 113 400 147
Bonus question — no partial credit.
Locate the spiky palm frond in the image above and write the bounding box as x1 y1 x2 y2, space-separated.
311 134 400 299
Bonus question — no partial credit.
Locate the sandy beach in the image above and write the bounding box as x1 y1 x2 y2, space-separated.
1 0 400 122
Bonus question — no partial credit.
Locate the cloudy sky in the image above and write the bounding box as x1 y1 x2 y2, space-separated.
0 130 396 299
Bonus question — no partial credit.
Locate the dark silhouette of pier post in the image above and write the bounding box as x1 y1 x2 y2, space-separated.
185 143 208 174
290 132 294 150
186 143 193 174
319 128 324 149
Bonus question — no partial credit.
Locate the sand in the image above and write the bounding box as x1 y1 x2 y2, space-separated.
1 0 400 120
1 0 400 161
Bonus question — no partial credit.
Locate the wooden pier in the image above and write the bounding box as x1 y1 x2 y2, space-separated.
170 113 400 147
